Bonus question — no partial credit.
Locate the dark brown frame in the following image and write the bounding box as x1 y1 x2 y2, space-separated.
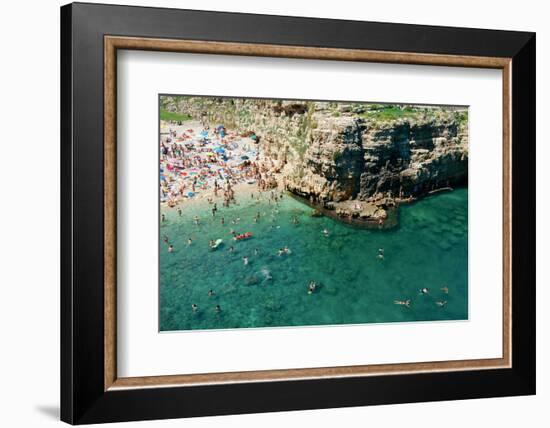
104 36 512 390
61 2 535 424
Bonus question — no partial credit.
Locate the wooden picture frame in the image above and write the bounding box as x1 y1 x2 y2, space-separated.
61 2 535 424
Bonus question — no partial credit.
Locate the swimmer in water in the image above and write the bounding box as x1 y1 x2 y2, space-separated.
188 238 193 246
208 289 215 297
283 246 291 254
191 303 198 312
277 248 284 257
394 299 411 308
420 287 429 295
440 286 449 294
435 300 447 307
168 245 174 253
243 256 249 265
215 304 221 313
221 217 225 225
229 246 234 253
322 228 329 237
162 235 169 244
177 208 182 217
193 215 199 225
308 281 317 294
161 213 165 222
254 248 259 256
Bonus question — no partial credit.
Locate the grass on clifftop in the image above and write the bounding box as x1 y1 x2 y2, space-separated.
160 109 193 122
360 105 422 122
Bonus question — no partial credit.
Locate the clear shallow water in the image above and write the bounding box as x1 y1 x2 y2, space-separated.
159 189 468 331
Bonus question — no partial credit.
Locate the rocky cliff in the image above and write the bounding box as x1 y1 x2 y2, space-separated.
163 97 468 207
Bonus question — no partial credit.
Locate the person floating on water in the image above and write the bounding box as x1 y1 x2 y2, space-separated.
308 281 317 295
394 299 411 307
420 287 429 295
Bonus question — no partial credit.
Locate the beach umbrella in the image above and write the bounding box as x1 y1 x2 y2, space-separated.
214 147 225 154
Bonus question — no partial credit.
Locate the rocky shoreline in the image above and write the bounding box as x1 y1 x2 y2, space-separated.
162 97 468 228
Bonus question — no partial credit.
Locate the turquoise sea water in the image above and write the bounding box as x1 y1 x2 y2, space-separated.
159 189 468 331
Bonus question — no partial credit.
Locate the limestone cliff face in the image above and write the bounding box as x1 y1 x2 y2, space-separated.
164 97 468 203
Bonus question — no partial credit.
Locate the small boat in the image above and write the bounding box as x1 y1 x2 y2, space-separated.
233 232 252 241
209 239 223 250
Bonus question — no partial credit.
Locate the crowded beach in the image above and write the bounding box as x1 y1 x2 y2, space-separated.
160 120 280 209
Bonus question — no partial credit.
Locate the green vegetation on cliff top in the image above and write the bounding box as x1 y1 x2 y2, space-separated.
160 109 193 122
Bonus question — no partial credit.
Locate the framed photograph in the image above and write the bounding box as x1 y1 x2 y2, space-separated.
60 2 535 424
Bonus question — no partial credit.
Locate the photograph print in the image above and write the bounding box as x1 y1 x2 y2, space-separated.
159 96 469 332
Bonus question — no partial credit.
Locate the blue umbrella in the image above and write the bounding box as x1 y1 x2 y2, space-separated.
214 147 225 154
